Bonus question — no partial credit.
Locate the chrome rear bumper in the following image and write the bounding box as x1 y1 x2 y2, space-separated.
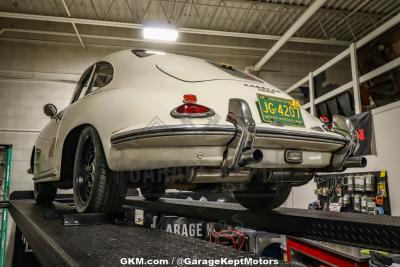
109 99 360 175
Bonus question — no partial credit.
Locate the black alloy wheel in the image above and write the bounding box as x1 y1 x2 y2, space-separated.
73 126 126 213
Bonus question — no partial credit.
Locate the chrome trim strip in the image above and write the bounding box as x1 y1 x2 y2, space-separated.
111 124 346 145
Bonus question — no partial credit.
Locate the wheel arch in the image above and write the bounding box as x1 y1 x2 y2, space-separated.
58 124 99 189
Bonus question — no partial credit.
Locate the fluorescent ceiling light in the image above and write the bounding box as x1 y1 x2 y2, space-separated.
143 27 178 41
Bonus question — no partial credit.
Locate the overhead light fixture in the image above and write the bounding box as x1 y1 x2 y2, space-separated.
143 27 178 42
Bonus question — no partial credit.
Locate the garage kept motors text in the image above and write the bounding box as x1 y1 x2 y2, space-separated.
256 94 305 127
120 257 279 266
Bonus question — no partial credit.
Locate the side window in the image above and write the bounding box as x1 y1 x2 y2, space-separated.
72 65 95 103
87 62 114 94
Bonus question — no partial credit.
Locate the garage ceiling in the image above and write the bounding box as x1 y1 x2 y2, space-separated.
0 0 400 56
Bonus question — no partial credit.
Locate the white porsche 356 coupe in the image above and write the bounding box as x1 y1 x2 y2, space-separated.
32 49 365 213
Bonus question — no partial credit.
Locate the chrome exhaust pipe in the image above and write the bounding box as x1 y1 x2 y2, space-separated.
344 157 367 168
238 149 263 167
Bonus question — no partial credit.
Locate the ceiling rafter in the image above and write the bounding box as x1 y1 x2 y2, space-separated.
221 0 238 31
102 0 116 20
192 2 205 28
238 3 255 32
206 0 222 29
60 0 85 48
140 0 390 22
0 11 350 45
223 0 389 18
1 0 398 45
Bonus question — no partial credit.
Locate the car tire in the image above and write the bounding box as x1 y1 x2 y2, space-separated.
73 126 127 213
34 182 57 203
234 184 292 211
140 183 166 200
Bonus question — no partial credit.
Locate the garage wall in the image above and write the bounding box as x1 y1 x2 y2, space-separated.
0 41 114 265
0 81 74 191
0 40 115 193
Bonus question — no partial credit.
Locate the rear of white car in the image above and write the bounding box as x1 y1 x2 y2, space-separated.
33 49 364 212
108 51 350 173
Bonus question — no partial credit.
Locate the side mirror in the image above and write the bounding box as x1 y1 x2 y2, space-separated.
43 103 57 118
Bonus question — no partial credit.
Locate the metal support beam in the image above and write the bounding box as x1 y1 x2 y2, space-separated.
308 72 316 116
0 11 349 46
302 56 400 109
286 11 400 96
359 56 400 84
252 0 328 71
350 43 362 114
60 0 85 49
0 28 338 57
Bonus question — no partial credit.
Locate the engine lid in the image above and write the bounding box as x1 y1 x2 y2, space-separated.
156 55 262 83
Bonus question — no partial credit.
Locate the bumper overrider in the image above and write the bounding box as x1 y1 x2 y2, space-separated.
329 115 367 170
109 99 365 184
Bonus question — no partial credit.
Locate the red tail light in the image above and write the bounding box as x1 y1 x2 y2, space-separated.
319 115 330 124
177 103 210 114
171 95 215 118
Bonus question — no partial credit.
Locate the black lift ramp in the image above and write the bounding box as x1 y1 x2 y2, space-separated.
126 196 400 253
8 196 400 266
9 200 288 267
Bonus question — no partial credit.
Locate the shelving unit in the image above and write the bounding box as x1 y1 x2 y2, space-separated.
0 145 12 267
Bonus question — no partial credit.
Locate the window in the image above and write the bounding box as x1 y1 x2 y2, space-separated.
71 62 113 103
71 65 95 103
88 62 114 93
207 61 263 83
132 49 166 58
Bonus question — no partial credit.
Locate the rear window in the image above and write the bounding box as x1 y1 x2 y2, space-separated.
207 61 262 83
132 49 166 57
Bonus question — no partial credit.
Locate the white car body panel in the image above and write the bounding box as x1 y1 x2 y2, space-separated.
33 50 346 182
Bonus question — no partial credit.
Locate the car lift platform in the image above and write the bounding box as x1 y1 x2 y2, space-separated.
7 193 400 266
9 199 255 267
125 197 400 253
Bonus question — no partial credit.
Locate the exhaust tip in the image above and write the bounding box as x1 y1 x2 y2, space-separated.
360 157 367 167
344 157 367 168
238 149 263 167
252 149 263 163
